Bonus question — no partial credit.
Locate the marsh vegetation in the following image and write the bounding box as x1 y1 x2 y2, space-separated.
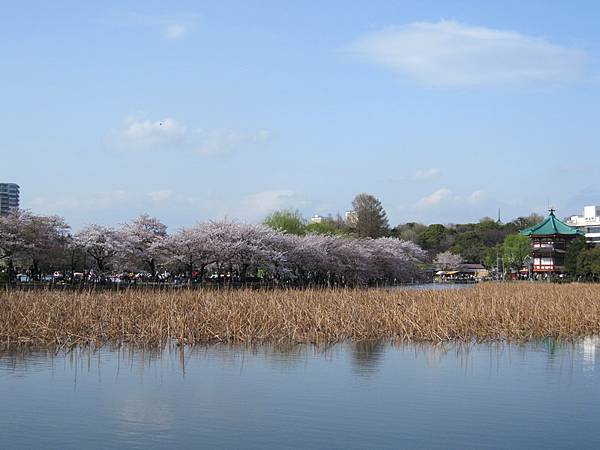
2 283 600 349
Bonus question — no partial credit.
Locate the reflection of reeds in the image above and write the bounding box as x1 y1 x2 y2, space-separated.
2 283 600 348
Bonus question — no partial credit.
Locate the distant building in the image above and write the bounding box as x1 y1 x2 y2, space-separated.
458 264 489 279
0 183 19 216
310 215 324 224
344 210 358 225
567 206 600 245
521 209 584 274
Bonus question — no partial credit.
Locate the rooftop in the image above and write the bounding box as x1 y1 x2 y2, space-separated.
520 210 584 237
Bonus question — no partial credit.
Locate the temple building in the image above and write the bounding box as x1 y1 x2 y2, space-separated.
520 209 584 274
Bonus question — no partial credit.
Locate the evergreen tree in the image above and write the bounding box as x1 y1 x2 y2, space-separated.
565 236 586 275
351 193 389 238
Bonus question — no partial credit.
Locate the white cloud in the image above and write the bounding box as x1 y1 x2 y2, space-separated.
148 189 174 202
106 12 197 39
351 21 588 86
243 190 302 215
469 190 486 203
417 188 452 207
166 24 186 40
117 117 271 156
415 168 441 179
121 117 184 148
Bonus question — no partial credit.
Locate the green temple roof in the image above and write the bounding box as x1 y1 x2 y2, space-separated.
520 210 584 237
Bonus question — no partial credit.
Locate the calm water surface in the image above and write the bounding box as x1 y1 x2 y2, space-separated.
1 339 600 449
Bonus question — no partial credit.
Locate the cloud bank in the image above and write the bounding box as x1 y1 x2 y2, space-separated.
242 190 304 215
351 21 588 86
118 117 271 156
417 188 452 207
415 188 487 209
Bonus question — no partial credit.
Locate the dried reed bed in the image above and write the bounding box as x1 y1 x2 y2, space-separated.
1 283 600 348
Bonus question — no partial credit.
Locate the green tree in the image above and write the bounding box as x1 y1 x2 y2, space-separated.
305 221 342 236
418 224 452 252
510 213 544 231
502 234 530 271
351 193 389 238
392 222 427 244
565 236 586 275
577 247 600 279
451 231 484 263
483 244 502 269
263 209 306 235
478 217 500 230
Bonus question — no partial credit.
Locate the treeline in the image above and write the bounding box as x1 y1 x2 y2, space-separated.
565 238 600 280
0 190 555 286
266 193 543 269
0 208 425 287
394 217 541 269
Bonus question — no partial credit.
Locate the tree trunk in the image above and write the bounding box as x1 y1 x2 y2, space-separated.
32 258 40 280
199 264 207 286
7 259 14 286
240 263 249 283
149 258 157 281
188 256 193 288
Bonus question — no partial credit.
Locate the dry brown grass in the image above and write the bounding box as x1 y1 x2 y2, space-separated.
1 283 600 348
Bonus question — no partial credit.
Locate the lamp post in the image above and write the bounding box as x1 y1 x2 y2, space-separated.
496 252 504 281
524 255 532 280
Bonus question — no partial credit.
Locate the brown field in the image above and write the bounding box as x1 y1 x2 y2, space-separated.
1 283 600 349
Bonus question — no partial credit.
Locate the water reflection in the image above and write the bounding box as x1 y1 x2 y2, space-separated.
1 339 598 380
350 341 385 376
1 340 600 450
582 336 600 372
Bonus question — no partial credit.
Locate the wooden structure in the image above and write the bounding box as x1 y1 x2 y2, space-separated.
520 209 584 274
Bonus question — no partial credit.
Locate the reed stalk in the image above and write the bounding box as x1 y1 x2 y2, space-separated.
1 283 599 348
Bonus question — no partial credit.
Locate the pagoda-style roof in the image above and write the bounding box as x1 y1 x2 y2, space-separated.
520 210 584 237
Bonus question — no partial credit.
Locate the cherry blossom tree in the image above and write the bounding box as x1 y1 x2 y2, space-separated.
368 237 426 282
119 214 168 279
1 210 428 287
328 237 374 286
21 214 70 278
0 210 71 279
281 233 330 284
206 220 285 282
167 223 220 285
73 224 122 273
0 209 33 282
433 251 464 271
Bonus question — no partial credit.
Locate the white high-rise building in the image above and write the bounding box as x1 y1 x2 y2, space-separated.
567 206 600 245
0 183 19 216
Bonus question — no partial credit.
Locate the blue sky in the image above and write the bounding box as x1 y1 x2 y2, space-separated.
2 0 600 230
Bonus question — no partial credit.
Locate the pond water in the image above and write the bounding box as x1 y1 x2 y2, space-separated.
398 282 475 291
1 339 600 449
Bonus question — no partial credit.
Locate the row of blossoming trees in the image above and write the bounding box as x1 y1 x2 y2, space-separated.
0 210 426 286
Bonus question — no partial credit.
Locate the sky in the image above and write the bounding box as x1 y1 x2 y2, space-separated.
2 0 600 230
